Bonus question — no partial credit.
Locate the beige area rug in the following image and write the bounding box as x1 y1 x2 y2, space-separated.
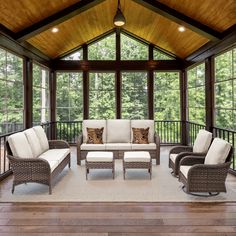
0 147 236 202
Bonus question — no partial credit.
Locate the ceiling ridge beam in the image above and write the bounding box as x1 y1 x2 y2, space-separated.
132 0 222 41
15 0 106 42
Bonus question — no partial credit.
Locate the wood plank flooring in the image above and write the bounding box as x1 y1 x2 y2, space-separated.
0 202 236 235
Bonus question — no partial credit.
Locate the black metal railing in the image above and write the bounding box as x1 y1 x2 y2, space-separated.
155 120 181 144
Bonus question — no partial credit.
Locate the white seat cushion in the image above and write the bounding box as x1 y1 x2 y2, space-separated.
39 148 70 163
204 138 231 165
24 128 43 158
8 132 33 159
124 151 151 162
86 152 113 162
193 129 212 153
107 120 131 143
132 143 156 150
180 165 192 179
82 120 107 143
81 144 106 151
106 143 132 150
170 153 178 163
33 126 49 152
47 160 59 172
131 120 155 143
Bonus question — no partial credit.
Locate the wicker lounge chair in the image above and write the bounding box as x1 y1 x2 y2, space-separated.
178 138 233 196
169 129 212 176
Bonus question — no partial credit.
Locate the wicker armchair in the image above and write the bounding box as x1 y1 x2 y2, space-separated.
6 126 71 194
169 129 212 176
178 138 233 196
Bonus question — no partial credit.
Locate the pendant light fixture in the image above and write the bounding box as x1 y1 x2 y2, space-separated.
113 0 126 27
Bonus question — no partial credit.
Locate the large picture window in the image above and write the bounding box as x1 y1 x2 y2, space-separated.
89 72 116 119
56 72 83 121
154 72 180 120
187 63 206 124
0 48 24 135
33 63 50 124
122 72 148 119
215 48 236 130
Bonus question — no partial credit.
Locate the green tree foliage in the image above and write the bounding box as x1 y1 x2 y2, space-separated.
89 72 115 119
63 49 83 60
33 64 50 124
88 33 116 60
122 72 148 119
0 48 23 134
187 63 206 125
121 34 148 60
153 48 175 60
215 49 236 130
56 72 83 121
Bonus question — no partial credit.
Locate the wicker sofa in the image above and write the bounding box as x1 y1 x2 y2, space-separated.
77 119 160 165
6 126 71 194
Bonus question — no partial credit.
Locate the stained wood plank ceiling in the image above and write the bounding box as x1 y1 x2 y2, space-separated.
0 0 235 59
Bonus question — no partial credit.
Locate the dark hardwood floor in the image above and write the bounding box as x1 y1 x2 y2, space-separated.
0 202 236 235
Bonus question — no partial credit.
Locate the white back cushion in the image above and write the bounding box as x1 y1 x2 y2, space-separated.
131 120 154 143
8 132 33 158
24 128 43 158
193 129 212 153
107 120 131 143
82 120 107 143
33 126 49 152
204 138 231 165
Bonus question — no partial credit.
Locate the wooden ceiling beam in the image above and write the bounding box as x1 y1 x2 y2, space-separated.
15 0 106 42
132 0 222 41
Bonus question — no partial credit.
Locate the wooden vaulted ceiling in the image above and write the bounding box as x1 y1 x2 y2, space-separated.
0 0 235 59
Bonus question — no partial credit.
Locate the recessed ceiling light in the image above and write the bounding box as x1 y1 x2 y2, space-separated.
178 26 186 32
51 27 59 33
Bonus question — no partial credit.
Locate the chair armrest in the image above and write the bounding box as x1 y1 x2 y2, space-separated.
77 133 83 147
180 155 205 166
49 140 70 149
77 134 83 165
169 146 193 155
187 162 231 180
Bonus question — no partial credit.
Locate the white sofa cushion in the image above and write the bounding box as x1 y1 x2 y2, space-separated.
180 165 191 179
124 151 151 162
81 144 106 151
106 143 132 150
193 129 212 153
8 132 33 159
107 120 131 143
83 120 107 143
86 152 113 162
131 120 155 143
132 143 156 150
170 153 178 163
39 148 70 163
33 126 49 152
24 128 43 158
204 138 231 165
47 160 59 172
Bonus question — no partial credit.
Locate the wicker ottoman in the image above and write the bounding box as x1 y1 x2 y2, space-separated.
123 151 152 179
86 152 114 180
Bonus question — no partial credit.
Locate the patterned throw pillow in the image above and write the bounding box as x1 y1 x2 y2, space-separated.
86 127 104 144
132 127 149 144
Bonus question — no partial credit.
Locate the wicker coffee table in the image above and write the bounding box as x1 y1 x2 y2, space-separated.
86 152 114 180
123 151 152 179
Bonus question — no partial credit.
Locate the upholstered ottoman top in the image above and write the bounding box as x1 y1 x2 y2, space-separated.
86 152 113 162
124 151 151 162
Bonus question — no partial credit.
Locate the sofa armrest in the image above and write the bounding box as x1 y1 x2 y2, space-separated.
77 133 83 165
49 140 70 149
154 133 160 165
